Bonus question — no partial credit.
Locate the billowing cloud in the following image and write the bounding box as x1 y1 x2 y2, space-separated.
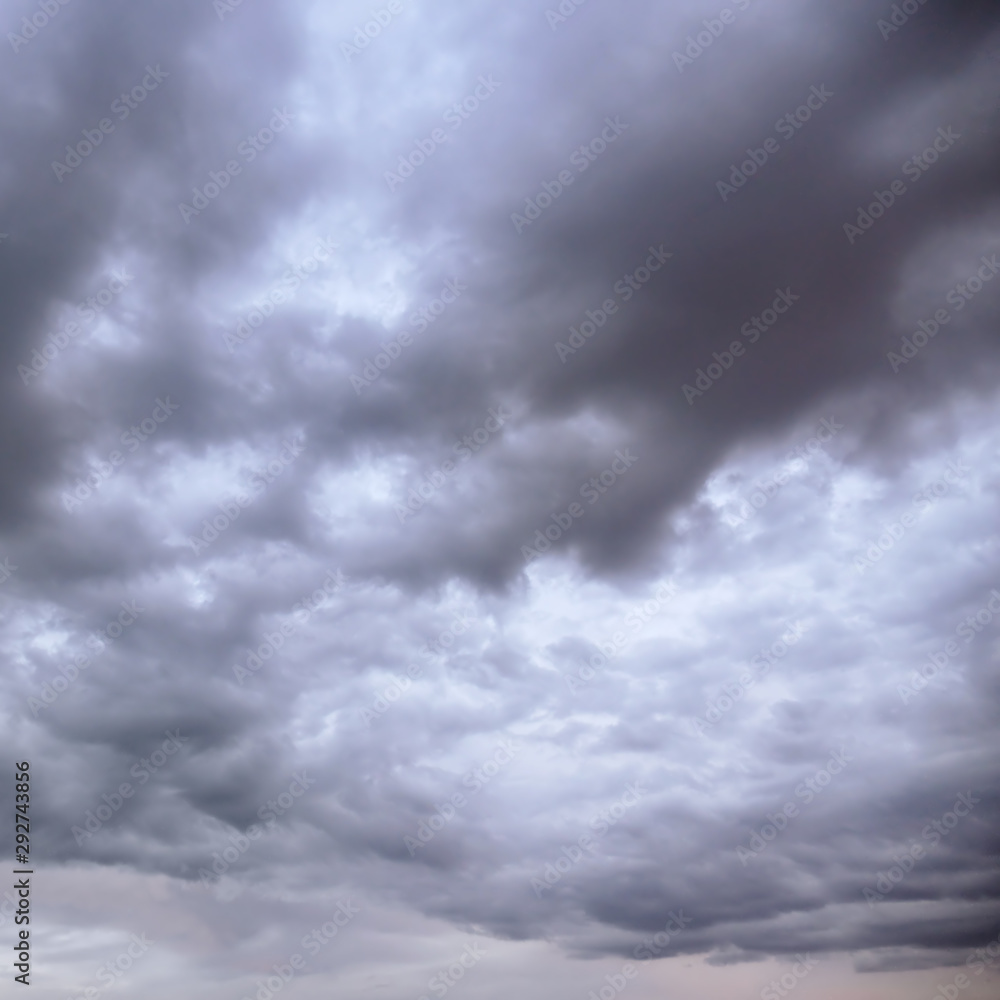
2 0 1000 997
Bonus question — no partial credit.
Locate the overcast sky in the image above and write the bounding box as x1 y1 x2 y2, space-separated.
2 0 1000 998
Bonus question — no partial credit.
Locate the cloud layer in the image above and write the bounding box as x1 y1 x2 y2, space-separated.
2 0 1000 996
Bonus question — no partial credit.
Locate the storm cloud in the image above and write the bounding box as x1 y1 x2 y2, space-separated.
2 0 999 997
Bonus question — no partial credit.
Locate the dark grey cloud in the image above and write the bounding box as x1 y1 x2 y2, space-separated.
2 0 1000 997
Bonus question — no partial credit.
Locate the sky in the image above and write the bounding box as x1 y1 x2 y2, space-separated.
1 0 1000 998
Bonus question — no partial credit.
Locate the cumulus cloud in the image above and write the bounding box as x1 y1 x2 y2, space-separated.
2 0 1000 997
